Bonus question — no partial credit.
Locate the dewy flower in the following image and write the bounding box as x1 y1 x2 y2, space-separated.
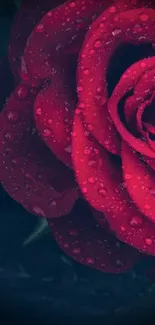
1 0 155 273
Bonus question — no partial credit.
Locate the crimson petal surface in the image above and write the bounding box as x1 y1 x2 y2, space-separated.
8 0 66 82
108 58 155 157
77 6 155 154
0 83 79 218
72 113 155 255
49 201 140 273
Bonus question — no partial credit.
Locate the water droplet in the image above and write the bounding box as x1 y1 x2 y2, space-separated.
84 147 91 155
20 56 28 80
83 69 89 75
64 145 71 153
99 22 105 29
77 86 83 92
124 173 132 180
139 13 149 22
32 206 45 217
85 257 95 265
36 24 44 32
48 200 57 207
98 187 107 196
109 6 116 13
4 132 14 142
6 111 19 122
36 172 44 180
79 102 85 109
129 215 143 228
43 128 51 137
89 49 95 55
75 108 80 115
69 2 76 8
87 124 94 131
112 28 122 37
72 248 81 254
94 39 102 48
36 108 42 115
82 187 87 194
16 85 28 99
88 159 96 167
47 11 52 17
144 204 151 210
88 177 95 184
11 157 20 166
144 237 153 245
120 226 126 232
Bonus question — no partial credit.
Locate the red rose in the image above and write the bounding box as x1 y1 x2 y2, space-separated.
1 0 155 273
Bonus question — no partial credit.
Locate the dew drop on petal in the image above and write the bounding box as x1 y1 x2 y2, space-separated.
94 39 102 48
72 248 81 254
36 108 42 115
98 187 107 196
36 24 44 32
88 177 95 184
124 173 132 180
4 132 14 142
82 187 88 194
85 257 95 265
32 206 46 217
129 215 143 228
16 85 28 99
6 111 19 123
144 238 153 246
144 204 151 210
139 13 149 22
64 145 71 153
43 128 51 137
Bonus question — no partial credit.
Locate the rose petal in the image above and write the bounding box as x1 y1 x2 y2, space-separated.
34 66 75 168
8 0 66 82
23 0 113 166
135 69 155 135
72 113 155 255
108 57 155 157
144 156 155 171
0 83 79 218
77 6 155 155
77 4 125 155
122 141 155 223
49 200 140 273
23 0 111 84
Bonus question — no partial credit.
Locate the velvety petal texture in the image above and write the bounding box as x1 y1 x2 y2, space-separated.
2 0 155 273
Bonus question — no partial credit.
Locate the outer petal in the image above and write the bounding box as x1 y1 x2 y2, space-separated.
49 200 140 273
121 141 155 223
23 0 113 84
0 83 79 218
22 0 114 165
72 113 155 255
34 66 75 168
8 0 66 82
